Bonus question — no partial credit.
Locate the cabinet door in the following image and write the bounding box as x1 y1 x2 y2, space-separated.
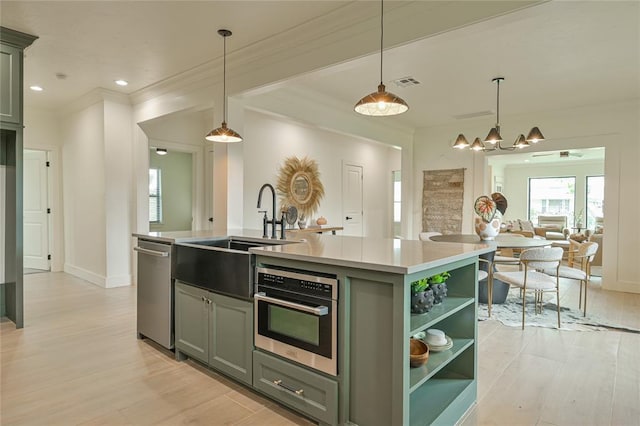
0 44 21 124
175 281 209 364
209 293 253 385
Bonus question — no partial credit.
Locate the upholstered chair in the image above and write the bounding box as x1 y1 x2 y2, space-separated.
535 215 569 240
543 241 598 316
493 247 564 329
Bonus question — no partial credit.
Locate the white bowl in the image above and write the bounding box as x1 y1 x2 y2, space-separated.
425 329 447 346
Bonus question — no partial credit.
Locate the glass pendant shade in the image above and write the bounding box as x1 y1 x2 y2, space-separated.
470 138 485 151
355 84 409 116
526 126 545 143
205 122 242 143
452 134 470 149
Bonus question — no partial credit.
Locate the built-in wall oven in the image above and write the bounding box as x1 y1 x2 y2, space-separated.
254 266 338 376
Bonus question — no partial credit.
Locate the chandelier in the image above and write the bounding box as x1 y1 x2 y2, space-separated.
452 77 545 151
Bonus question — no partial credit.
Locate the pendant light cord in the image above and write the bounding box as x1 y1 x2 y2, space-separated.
495 78 500 128
223 34 227 123
379 0 384 85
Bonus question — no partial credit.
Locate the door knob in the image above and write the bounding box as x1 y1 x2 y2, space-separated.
345 216 353 220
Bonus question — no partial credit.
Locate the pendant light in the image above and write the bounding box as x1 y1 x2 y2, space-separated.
453 77 545 152
206 29 242 143
354 0 408 116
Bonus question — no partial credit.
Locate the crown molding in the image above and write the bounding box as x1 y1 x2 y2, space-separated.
59 88 131 117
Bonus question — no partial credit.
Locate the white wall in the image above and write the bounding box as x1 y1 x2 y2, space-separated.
61 101 107 284
59 92 134 288
239 110 401 238
413 100 640 293
499 160 604 224
103 99 133 287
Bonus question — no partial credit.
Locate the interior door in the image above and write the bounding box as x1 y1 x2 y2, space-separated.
23 149 50 270
342 163 363 236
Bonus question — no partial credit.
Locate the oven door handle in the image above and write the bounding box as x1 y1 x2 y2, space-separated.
254 292 328 316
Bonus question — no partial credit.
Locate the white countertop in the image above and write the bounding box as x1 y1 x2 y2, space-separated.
251 234 494 275
134 230 492 274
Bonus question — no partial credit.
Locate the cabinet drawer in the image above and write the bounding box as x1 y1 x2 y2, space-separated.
253 350 338 425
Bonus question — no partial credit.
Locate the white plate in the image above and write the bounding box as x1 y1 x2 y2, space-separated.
425 336 453 352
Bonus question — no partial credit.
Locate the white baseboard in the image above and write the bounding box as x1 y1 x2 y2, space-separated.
105 274 132 288
64 264 132 288
64 263 105 287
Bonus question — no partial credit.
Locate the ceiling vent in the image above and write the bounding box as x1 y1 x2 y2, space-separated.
391 76 421 88
453 110 494 120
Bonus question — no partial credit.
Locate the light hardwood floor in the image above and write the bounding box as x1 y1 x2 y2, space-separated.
1 272 639 425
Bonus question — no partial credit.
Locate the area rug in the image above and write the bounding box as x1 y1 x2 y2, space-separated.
478 291 640 332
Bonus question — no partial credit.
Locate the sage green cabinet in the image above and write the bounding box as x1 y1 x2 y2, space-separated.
254 252 482 426
253 350 338 426
175 281 253 385
0 44 20 124
1 27 37 329
175 281 209 363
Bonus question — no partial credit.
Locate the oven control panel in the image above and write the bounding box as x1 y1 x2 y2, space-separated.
256 267 338 300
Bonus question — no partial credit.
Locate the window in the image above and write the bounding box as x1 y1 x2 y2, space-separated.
586 175 604 229
149 168 162 223
528 177 575 225
392 170 401 237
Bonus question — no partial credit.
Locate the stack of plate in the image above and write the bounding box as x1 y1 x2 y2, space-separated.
424 329 453 352
426 335 453 352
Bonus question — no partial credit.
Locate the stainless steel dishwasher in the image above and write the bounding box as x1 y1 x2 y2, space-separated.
134 238 173 349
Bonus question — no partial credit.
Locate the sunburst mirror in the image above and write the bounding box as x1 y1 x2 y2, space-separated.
277 156 324 218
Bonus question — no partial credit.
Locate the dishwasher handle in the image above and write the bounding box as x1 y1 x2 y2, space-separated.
134 246 170 257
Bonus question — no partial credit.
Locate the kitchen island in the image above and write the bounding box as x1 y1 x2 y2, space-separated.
133 230 492 425
250 234 492 426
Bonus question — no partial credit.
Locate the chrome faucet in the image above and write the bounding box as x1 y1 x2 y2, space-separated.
257 183 285 239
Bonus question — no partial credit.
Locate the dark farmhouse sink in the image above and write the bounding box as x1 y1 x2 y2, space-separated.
173 237 290 299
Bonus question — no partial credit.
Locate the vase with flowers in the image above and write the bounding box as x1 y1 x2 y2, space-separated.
474 195 502 240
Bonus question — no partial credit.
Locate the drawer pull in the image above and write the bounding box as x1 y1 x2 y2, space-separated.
273 379 304 396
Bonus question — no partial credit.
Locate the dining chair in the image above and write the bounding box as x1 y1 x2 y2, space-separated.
419 232 442 241
542 241 598 316
493 247 564 329
493 233 525 270
478 257 493 316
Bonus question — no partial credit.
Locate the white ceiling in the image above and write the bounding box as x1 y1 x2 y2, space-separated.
2 1 639 132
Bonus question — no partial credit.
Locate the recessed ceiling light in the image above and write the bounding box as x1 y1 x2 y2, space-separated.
30 85 43 92
114 79 128 86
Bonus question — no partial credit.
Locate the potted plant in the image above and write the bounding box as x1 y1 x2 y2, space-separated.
428 271 450 304
410 277 434 314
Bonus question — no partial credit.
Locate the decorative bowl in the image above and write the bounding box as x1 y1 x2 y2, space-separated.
409 338 430 368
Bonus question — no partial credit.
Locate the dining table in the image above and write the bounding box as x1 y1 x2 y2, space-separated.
429 234 551 305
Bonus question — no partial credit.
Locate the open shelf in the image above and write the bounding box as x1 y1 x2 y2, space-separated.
409 297 474 337
409 338 474 392
409 378 475 426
